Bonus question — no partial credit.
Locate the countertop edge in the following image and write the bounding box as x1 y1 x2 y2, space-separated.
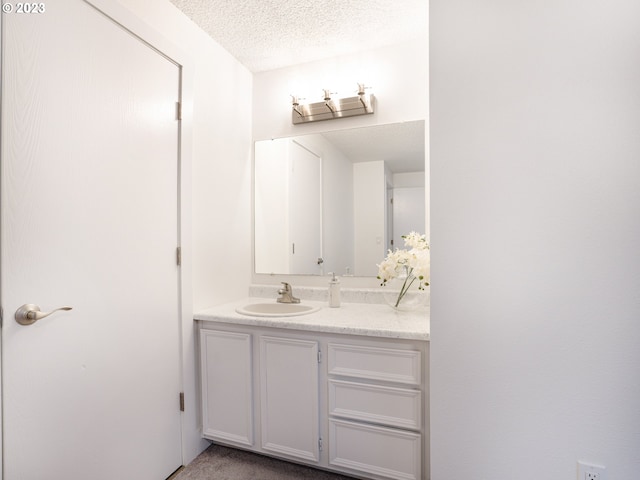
194 298 429 342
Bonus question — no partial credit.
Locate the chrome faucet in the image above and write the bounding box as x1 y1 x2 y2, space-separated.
277 282 300 304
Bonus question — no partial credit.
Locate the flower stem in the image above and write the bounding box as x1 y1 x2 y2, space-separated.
395 272 417 307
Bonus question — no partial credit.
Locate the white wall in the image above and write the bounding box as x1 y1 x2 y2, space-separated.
254 139 290 273
430 1 640 479
252 40 428 286
115 0 253 465
394 172 425 188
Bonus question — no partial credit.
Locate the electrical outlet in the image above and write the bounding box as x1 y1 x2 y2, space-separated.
578 461 607 480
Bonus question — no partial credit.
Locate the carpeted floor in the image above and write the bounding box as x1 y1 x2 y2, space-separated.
173 444 359 480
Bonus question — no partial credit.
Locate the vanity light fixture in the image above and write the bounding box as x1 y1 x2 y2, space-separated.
323 89 336 114
291 95 304 117
291 83 375 124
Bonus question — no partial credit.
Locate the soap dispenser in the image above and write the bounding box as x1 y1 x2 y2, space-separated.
328 272 341 308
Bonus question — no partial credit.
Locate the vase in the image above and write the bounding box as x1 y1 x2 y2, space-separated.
382 274 429 311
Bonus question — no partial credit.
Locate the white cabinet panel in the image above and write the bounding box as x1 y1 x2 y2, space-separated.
329 379 422 430
260 336 320 462
198 323 427 479
328 343 421 385
329 419 422 480
200 330 253 446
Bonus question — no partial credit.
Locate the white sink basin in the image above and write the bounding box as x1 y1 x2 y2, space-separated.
236 302 320 317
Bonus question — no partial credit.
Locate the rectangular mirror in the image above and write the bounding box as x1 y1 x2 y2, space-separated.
254 120 425 277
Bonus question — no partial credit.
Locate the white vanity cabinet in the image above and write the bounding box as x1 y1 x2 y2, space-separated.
198 317 429 480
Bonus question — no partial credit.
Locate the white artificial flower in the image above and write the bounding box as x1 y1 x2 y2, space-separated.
408 247 430 287
403 231 429 250
377 232 430 290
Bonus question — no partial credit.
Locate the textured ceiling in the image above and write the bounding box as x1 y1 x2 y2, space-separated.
169 0 428 72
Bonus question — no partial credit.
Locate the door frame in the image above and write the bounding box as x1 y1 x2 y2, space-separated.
0 0 197 472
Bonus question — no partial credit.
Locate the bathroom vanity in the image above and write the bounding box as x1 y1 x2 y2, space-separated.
194 292 429 480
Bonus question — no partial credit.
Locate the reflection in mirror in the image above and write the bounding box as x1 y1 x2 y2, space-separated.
254 120 425 277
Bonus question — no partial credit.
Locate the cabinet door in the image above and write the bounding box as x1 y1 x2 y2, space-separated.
200 329 253 446
260 336 320 462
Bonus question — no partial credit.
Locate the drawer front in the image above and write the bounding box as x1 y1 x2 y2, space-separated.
328 343 421 385
328 379 421 430
329 419 421 480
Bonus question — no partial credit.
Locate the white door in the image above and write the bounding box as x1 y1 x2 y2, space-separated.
1 1 182 478
289 141 322 274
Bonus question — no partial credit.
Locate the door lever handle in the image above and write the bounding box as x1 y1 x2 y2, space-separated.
15 304 73 326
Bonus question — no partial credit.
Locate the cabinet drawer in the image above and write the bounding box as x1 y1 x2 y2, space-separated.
328 379 421 430
329 419 421 480
327 343 421 385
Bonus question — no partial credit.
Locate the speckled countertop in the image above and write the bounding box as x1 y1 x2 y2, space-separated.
194 286 429 341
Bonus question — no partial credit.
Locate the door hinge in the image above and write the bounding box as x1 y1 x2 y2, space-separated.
318 437 323 452
317 349 322 364
0 306 3 328
176 101 182 121
179 392 185 412
176 246 182 266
